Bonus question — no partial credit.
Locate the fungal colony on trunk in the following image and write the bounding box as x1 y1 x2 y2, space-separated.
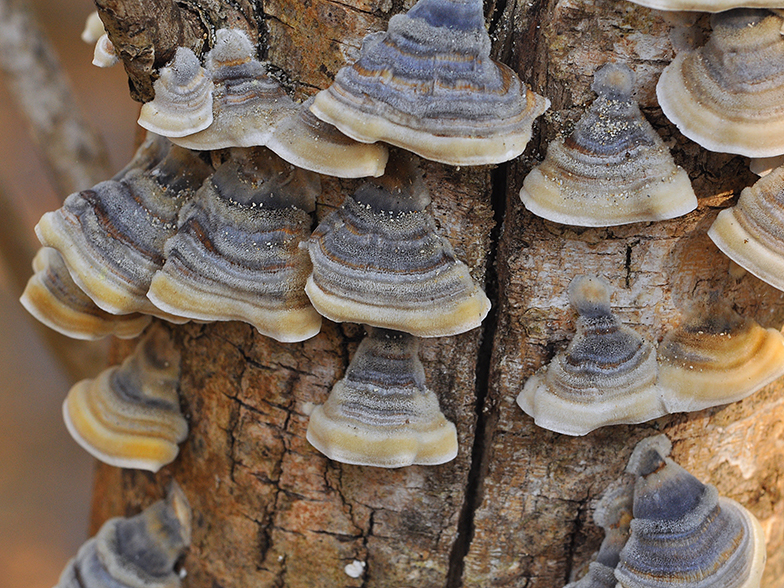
20 0 784 585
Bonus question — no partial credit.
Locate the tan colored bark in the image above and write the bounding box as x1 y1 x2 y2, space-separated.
90 1 784 587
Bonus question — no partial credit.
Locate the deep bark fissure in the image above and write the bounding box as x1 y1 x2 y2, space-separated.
445 161 509 588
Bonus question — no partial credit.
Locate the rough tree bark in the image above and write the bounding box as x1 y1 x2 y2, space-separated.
89 1 784 587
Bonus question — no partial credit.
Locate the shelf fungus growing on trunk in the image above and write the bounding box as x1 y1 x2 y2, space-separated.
658 301 784 413
309 0 549 166
137 48 214 138
306 327 458 467
624 0 784 12
615 435 766 588
657 9 784 158
517 276 667 436
565 478 634 588
36 145 212 319
709 165 784 293
20 247 151 340
170 29 299 151
520 63 696 227
55 482 191 588
62 325 188 472
147 148 323 343
267 97 389 178
305 164 490 337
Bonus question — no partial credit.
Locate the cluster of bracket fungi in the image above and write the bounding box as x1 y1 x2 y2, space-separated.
20 0 784 586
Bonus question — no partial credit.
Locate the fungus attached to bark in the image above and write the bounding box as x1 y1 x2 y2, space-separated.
517 276 667 436
521 63 696 227
310 0 549 165
657 9 784 157
306 327 458 468
55 482 191 588
616 434 766 588
147 148 323 343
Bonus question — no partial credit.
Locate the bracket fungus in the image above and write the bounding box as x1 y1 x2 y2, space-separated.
520 63 696 227
147 148 323 343
658 301 784 413
306 327 458 468
62 326 188 473
169 29 299 151
20 247 151 340
657 9 784 158
517 276 667 436
309 0 549 166
36 144 212 318
616 434 766 588
709 165 784 293
55 482 191 588
137 47 214 138
625 0 784 11
305 164 490 337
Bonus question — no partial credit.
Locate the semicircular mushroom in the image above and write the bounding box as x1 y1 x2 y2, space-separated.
55 482 191 588
517 276 667 436
658 300 784 413
521 63 696 227
147 148 323 343
62 325 188 472
20 247 151 340
708 164 784 292
310 0 549 166
625 0 784 12
657 9 784 158
616 434 766 588
305 159 490 337
306 327 458 468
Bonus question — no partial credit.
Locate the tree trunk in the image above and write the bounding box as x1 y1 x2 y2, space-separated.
89 1 784 587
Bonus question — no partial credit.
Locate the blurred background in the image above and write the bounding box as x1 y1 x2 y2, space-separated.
0 0 138 586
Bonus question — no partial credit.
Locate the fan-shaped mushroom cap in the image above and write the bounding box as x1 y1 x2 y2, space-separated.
658 302 784 412
749 155 784 177
616 434 766 588
138 47 214 137
626 0 784 11
55 482 191 588
62 326 188 472
92 33 118 68
267 97 389 178
36 146 212 318
171 29 299 150
305 180 489 337
310 0 549 166
147 148 323 343
20 247 151 340
517 276 667 436
708 165 784 292
306 328 458 467
657 9 784 158
521 63 696 227
81 11 105 44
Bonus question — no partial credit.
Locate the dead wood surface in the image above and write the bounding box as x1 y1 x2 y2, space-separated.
90 1 784 587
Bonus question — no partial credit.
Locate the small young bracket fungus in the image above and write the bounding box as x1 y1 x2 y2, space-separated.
171 29 299 151
658 301 784 413
310 0 549 166
709 165 784 293
138 47 214 138
81 11 104 44
517 276 667 436
625 0 784 11
20 247 151 340
565 478 634 588
657 9 784 158
305 165 490 337
62 326 188 472
92 34 119 68
55 482 191 588
520 63 696 227
306 327 458 468
36 145 212 318
147 148 323 343
267 97 390 178
749 155 784 177
616 434 766 588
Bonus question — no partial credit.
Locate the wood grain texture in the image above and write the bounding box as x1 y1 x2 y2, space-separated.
90 1 784 587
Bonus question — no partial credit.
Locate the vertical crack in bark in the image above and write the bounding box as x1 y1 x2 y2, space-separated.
254 0 269 60
562 495 590 585
445 162 509 588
